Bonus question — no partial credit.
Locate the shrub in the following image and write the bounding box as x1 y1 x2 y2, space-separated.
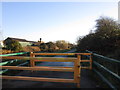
4 39 23 52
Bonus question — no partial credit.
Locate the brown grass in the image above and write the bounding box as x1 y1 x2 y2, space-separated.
0 49 14 54
22 46 41 52
0 46 41 55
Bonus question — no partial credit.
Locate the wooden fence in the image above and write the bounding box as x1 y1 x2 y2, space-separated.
0 52 92 88
86 50 120 89
0 52 30 74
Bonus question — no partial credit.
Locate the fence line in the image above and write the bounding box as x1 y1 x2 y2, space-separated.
86 50 120 89
0 52 29 74
0 52 29 57
1 52 92 88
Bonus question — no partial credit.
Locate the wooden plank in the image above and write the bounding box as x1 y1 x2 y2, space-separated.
34 59 74 62
30 52 35 67
80 60 91 62
1 66 74 72
1 75 75 83
81 67 90 69
93 69 116 88
35 66 73 68
90 55 92 70
74 54 81 88
30 52 35 72
88 50 120 63
93 61 120 80
33 53 75 56
32 53 91 56
0 52 29 57
2 56 76 62
77 55 81 88
75 53 91 55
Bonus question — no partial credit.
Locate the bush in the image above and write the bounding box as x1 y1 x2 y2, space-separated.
4 40 23 52
55 40 68 50
46 42 56 52
39 43 48 52
39 42 56 52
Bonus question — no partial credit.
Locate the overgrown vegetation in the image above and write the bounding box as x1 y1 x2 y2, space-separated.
39 40 75 52
22 46 40 52
2 38 75 54
77 16 120 60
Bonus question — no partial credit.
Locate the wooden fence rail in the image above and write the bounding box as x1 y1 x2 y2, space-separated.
0 52 29 57
0 52 29 74
86 50 120 89
1 52 92 88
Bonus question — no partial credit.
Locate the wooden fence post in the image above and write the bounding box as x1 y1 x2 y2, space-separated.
74 54 81 88
90 54 92 70
30 52 35 72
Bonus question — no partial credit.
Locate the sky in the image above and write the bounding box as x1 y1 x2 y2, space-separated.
1 1 119 44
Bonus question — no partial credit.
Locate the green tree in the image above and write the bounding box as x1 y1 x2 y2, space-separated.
55 40 68 50
39 43 48 52
77 16 120 56
4 39 23 51
46 42 56 52
95 16 120 54
39 42 56 52
68 43 75 49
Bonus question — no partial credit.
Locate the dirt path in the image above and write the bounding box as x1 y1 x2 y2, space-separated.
2 49 100 88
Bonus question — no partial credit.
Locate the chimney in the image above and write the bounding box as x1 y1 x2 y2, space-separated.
40 38 42 43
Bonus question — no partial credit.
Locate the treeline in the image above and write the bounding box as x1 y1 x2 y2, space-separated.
39 40 75 52
77 16 120 60
3 39 75 53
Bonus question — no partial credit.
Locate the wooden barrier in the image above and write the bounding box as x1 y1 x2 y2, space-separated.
1 52 92 88
86 50 120 89
0 52 30 74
